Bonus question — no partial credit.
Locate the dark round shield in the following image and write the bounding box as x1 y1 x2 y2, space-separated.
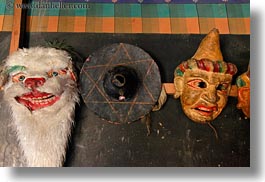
79 43 161 124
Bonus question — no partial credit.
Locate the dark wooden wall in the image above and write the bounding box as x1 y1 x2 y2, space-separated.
0 32 11 61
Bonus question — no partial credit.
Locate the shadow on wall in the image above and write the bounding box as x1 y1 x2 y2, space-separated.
0 33 11 61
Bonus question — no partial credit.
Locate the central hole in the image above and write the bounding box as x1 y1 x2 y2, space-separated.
113 74 126 87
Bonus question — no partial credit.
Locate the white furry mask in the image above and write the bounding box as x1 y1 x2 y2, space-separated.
0 47 79 167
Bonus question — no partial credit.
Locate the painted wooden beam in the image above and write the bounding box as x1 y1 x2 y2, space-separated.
9 0 23 54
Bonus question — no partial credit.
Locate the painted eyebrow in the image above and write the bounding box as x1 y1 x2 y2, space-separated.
189 74 204 77
189 74 209 80
6 65 26 74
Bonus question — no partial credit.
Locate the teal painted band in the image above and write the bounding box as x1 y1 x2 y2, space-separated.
197 4 227 18
0 1 14 15
170 4 198 18
0 2 6 15
115 4 141 17
226 4 250 18
0 2 249 19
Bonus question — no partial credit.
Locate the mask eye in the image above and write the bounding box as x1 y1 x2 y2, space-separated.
48 70 59 78
216 83 229 94
18 75 25 81
52 71 59 77
187 79 207 89
198 81 207 88
12 73 26 83
217 83 229 91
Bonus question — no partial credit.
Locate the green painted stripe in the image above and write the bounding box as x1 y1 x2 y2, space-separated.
29 9 51 16
0 0 13 15
102 3 114 17
142 4 158 18
226 4 250 18
197 4 227 18
22 2 249 18
46 2 60 16
26 2 60 16
115 4 141 18
75 7 86 16
142 4 170 18
60 3 75 16
0 2 6 15
170 4 198 17
130 4 141 17
4 6 13 15
157 4 170 17
86 3 114 17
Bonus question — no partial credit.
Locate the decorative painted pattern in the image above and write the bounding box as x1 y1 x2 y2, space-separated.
0 0 250 34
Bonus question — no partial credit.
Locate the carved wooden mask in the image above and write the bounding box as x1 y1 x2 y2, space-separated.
236 66 250 118
0 47 79 167
173 28 237 123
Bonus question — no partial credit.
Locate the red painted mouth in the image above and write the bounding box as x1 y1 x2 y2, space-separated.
193 105 218 116
15 91 60 111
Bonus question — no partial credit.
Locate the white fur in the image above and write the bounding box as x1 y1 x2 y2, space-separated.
2 47 79 167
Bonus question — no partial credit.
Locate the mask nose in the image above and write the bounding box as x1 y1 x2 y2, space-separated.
24 77 46 89
202 86 219 104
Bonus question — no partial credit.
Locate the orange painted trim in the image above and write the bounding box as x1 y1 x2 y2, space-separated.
74 17 86 32
0 15 4 31
22 16 249 34
158 18 171 34
47 16 59 32
142 18 159 33
58 16 75 32
171 17 200 34
244 18 250 34
228 18 250 34
115 17 132 33
86 17 102 32
199 18 230 34
214 18 230 34
26 16 32 32
131 18 142 33
2 15 13 31
28 16 49 32
9 0 23 54
185 18 200 34
102 17 114 33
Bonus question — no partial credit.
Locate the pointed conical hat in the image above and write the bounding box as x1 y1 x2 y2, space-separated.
192 28 223 62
